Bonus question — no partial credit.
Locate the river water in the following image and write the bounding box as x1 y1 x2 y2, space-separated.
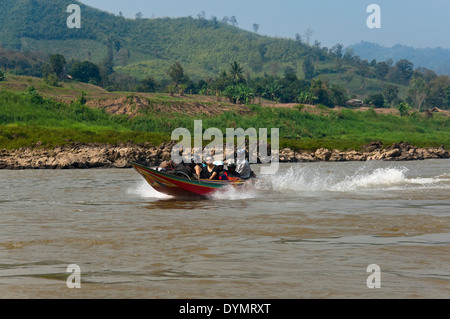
0 160 449 299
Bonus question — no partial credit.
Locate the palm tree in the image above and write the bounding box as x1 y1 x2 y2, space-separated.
229 61 244 85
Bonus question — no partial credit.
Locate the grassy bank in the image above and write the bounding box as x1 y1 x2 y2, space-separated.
0 88 448 151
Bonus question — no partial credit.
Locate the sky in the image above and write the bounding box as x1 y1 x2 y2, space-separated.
79 0 450 49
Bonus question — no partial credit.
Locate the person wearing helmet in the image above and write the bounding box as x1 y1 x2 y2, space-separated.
235 149 251 179
213 160 228 180
226 160 240 178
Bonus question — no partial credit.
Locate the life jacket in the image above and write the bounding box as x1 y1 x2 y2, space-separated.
219 172 228 180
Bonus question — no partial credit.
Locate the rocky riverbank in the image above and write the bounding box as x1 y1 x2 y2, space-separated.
0 141 448 169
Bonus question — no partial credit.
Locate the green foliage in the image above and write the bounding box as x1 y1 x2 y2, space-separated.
0 69 5 81
384 84 400 106
396 102 412 116
229 61 245 85
135 76 159 93
365 93 385 108
224 84 255 104
297 91 318 104
311 79 333 107
0 45 45 77
69 61 102 84
78 91 87 105
1 89 448 150
167 62 190 94
49 54 66 79
43 73 59 86
303 58 315 80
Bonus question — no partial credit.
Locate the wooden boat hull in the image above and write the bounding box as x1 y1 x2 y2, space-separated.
131 162 246 197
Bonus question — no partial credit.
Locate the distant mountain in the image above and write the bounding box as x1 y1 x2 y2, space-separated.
350 41 450 75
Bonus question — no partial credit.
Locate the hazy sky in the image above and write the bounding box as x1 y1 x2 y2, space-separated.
79 0 450 49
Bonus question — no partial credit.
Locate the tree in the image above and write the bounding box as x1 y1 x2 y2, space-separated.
330 84 348 106
224 84 254 104
135 12 143 20
101 36 117 78
302 58 314 80
230 16 238 26
253 23 259 33
229 61 245 85
388 59 414 85
167 62 190 95
374 61 389 80
331 44 343 58
311 79 333 107
69 61 102 84
424 76 450 109
197 10 206 19
383 84 399 106
365 93 385 108
211 16 219 28
304 28 313 45
343 48 354 60
408 77 427 110
262 83 282 102
298 90 318 105
213 70 232 94
136 76 158 93
397 102 412 116
197 11 207 27
43 73 59 86
49 54 66 80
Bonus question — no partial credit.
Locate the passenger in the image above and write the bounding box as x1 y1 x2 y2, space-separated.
173 159 196 178
214 161 228 180
226 160 240 178
193 155 204 179
158 159 175 172
235 149 252 179
200 156 220 180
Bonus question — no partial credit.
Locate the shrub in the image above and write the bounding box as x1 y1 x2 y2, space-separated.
396 102 412 116
43 73 59 86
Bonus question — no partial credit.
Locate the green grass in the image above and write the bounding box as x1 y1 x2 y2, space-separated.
0 88 448 151
0 124 170 149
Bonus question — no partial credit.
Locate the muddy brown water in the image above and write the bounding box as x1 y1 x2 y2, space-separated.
1 160 449 298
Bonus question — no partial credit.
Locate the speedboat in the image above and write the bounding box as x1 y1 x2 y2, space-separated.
130 162 247 197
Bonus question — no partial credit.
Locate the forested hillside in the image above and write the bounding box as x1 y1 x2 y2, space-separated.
1 0 450 110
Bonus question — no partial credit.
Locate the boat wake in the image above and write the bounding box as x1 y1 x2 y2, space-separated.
127 180 173 199
129 164 449 200
257 165 450 194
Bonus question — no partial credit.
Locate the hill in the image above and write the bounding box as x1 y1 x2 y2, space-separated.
0 0 313 79
350 41 450 76
1 0 450 112
0 0 407 100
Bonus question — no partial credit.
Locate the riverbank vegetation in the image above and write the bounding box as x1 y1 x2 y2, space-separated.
0 85 448 151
